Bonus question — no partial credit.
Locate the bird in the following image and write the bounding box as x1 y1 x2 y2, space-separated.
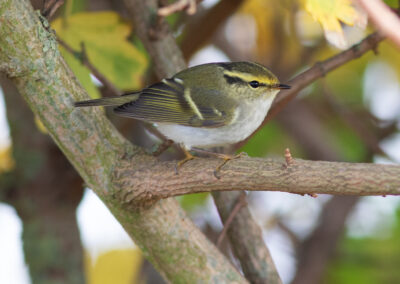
74 61 290 176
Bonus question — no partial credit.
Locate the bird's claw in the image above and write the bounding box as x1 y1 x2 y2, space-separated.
174 149 195 175
213 152 247 179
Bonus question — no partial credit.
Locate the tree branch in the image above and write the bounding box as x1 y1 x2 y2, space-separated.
113 156 400 202
271 32 384 118
0 1 246 283
213 191 283 284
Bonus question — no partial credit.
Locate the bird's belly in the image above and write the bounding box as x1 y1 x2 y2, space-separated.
156 97 274 149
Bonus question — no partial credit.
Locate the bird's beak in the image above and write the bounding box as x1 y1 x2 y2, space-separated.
272 83 291 90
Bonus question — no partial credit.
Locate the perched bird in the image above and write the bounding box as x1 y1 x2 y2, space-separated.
74 61 290 174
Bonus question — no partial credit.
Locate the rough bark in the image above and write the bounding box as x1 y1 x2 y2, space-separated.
0 1 246 282
112 156 400 202
213 191 282 284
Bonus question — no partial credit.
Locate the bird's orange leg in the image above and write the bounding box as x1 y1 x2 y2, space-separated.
191 148 247 178
174 147 196 174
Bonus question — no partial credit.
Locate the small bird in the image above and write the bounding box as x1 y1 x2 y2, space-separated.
74 62 290 174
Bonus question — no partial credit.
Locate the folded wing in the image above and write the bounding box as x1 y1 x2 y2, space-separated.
114 78 236 128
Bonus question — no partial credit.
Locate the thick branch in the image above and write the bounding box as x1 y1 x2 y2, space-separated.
0 1 245 283
113 157 400 202
123 0 186 78
213 191 282 284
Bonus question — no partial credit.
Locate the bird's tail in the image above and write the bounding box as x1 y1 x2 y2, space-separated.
74 92 140 107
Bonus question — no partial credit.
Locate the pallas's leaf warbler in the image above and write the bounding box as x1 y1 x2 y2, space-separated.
75 62 290 173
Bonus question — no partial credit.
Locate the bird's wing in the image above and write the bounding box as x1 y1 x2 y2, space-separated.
114 78 237 128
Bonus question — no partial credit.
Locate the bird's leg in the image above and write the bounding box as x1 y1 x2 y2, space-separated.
191 148 247 179
151 139 174 157
174 146 196 174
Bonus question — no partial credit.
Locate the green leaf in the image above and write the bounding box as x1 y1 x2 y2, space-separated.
325 207 400 283
240 122 303 158
178 193 210 212
52 12 148 96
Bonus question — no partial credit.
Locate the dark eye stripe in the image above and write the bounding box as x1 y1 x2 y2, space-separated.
223 74 247 85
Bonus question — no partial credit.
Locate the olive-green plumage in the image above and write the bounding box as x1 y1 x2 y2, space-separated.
74 61 289 149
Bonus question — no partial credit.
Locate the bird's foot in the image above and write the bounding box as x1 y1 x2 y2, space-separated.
213 152 247 179
174 148 196 174
191 148 247 179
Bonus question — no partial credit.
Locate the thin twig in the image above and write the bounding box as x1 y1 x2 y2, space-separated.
235 32 385 149
158 0 198 16
217 192 247 247
42 0 64 20
57 38 121 96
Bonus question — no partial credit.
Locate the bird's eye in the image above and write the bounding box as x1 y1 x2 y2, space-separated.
249 81 260 88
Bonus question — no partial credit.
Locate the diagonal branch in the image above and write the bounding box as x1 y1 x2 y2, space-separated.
236 32 385 148
271 32 384 117
0 1 246 283
214 191 283 284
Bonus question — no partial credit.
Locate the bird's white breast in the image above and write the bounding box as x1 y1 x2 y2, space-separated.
156 94 276 149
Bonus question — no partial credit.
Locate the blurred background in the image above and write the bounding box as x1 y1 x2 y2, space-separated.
1 0 400 283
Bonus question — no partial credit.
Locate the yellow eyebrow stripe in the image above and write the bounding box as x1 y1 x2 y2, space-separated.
223 70 276 85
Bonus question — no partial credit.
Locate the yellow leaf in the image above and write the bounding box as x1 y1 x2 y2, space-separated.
52 12 148 93
85 249 143 284
0 145 15 173
304 0 367 48
238 0 301 67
